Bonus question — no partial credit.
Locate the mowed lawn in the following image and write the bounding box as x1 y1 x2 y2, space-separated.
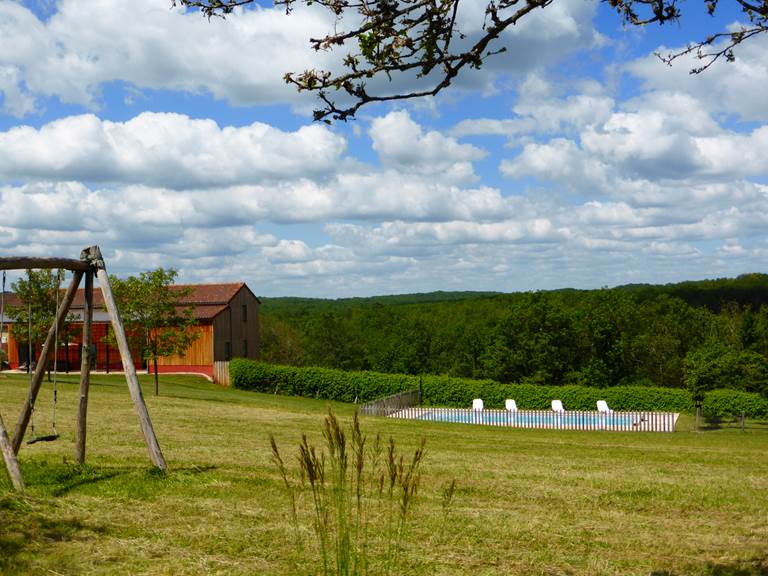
1 373 767 575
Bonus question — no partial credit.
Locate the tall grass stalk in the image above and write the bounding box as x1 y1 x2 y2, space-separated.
270 411 430 576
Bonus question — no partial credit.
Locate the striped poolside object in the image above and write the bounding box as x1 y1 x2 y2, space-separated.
386 407 679 433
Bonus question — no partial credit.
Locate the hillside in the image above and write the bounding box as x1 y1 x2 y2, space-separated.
257 274 768 392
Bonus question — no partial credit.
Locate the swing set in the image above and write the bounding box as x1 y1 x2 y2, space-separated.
0 246 167 492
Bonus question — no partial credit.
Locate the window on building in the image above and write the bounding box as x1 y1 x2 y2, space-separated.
242 304 247 322
224 341 231 361
242 339 248 357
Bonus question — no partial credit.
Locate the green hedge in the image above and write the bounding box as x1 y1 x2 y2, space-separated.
229 359 414 403
230 360 695 412
702 389 768 419
418 378 693 413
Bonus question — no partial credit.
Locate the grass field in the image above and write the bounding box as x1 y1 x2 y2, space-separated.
1 372 767 575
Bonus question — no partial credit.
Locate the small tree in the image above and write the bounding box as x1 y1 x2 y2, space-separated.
111 268 199 396
684 342 768 402
7 269 69 376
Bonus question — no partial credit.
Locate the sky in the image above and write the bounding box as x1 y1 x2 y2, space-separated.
0 0 766 298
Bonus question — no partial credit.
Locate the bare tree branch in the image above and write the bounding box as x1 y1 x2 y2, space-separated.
173 0 768 121
656 26 765 73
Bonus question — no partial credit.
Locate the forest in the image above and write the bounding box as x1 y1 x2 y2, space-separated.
259 274 768 399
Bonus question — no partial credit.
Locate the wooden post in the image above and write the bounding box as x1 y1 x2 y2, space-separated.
75 271 93 465
0 412 24 492
82 246 167 472
12 270 84 454
695 402 701 432
0 257 90 272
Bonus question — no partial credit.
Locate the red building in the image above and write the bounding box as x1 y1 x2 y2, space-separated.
0 283 260 385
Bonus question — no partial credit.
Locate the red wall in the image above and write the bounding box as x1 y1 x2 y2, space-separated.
6 322 143 372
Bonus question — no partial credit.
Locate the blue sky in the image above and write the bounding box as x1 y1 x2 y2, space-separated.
1 0 766 297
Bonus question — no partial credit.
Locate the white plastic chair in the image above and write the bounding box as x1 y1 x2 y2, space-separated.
505 399 518 411
551 399 565 412
472 398 484 411
596 400 613 413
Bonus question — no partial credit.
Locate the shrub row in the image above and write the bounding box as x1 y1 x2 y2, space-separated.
230 359 699 413
229 359 414 403
702 389 768 419
418 378 694 413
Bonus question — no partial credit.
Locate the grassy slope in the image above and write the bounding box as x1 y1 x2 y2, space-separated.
1 373 767 575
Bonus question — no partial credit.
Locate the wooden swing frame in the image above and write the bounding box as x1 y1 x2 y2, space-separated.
0 245 167 492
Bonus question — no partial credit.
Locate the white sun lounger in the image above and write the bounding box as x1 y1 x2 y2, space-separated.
597 400 614 413
505 399 518 411
551 399 565 412
472 398 484 411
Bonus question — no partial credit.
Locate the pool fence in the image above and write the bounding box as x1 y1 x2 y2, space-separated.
382 406 680 432
360 389 421 417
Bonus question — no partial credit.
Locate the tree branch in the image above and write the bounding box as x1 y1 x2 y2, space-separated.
174 0 768 121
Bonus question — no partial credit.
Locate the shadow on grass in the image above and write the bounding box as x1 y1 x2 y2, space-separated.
20 461 131 497
173 464 217 474
652 557 768 575
52 469 123 497
698 418 768 432
19 460 220 499
0 494 107 574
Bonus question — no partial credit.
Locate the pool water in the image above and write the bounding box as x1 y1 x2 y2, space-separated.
416 410 637 427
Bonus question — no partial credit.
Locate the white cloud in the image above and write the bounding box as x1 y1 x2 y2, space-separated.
0 0 606 117
262 240 313 263
627 29 768 122
0 0 339 114
500 86 768 199
369 110 486 183
0 112 347 187
451 75 614 138
455 0 603 72
0 65 35 116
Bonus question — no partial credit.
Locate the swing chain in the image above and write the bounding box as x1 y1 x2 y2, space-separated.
25 268 63 444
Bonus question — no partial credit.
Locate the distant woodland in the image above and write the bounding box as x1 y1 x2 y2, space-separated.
258 274 768 398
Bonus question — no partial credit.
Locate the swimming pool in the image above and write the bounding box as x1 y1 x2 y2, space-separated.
388 407 679 432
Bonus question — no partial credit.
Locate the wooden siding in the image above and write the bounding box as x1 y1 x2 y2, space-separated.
213 361 229 386
212 286 260 362
5 325 17 367
4 322 143 371
156 324 213 366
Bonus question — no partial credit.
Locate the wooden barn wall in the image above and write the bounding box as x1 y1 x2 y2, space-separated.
4 322 142 371
6 325 18 367
213 288 260 362
156 324 213 366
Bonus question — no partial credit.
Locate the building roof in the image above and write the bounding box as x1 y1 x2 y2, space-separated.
1 283 258 323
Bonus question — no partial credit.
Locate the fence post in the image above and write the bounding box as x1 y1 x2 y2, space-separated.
695 401 701 432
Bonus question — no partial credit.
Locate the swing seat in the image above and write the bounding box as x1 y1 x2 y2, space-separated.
26 433 60 445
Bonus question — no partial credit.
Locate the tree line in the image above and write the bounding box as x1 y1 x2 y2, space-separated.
259 274 768 399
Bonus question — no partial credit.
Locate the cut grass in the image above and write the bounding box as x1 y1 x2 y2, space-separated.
0 373 766 575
